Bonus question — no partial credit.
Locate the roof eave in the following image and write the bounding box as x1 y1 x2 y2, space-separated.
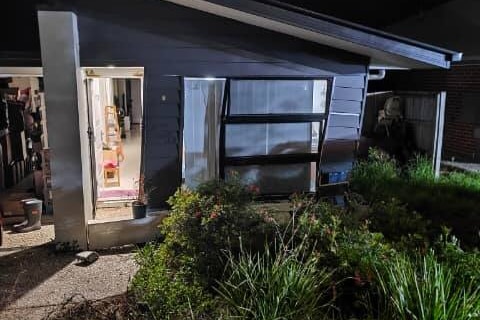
165 0 462 69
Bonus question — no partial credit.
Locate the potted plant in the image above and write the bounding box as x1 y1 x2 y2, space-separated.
132 175 148 219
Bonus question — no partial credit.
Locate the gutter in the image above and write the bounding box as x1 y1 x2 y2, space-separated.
368 69 386 81
261 0 463 63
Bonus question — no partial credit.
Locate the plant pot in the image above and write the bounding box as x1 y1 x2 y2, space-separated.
132 202 147 219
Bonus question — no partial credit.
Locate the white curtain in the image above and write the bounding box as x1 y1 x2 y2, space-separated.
89 78 114 189
183 79 225 188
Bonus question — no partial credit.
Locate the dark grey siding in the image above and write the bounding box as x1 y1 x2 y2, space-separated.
68 0 368 207
320 75 368 175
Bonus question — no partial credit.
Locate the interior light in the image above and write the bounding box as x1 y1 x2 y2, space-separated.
203 77 217 81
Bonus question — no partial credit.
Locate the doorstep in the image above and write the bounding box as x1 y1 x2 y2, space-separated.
87 210 168 250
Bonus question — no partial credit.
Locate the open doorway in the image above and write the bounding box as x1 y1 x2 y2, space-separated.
84 68 144 220
0 69 55 246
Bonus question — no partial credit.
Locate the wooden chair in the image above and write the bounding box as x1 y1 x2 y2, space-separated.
103 149 120 187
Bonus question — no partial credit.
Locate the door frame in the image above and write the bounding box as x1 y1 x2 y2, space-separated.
82 67 145 218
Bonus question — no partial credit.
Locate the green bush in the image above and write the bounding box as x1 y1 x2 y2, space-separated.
370 198 429 249
132 176 274 319
217 240 332 320
292 194 395 319
351 148 480 248
375 251 480 320
131 169 480 319
293 195 394 274
131 243 216 319
434 229 480 286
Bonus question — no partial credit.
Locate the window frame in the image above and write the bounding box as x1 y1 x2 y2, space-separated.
220 77 333 197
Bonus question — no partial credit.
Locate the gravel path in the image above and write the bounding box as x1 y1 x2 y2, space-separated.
0 225 138 320
1 217 55 256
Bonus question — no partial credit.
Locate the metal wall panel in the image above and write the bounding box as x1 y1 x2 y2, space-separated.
70 0 367 206
320 75 367 178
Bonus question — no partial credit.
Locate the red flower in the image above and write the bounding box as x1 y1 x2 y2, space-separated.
353 270 364 286
248 184 260 194
210 212 219 219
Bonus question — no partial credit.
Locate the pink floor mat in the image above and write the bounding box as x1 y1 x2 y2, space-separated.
98 189 138 200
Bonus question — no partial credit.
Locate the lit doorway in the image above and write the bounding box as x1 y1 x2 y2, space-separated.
84 68 144 220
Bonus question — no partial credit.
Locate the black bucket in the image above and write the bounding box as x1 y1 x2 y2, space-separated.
132 202 147 219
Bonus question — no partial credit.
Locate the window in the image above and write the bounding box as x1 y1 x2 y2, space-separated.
221 79 329 195
182 78 225 188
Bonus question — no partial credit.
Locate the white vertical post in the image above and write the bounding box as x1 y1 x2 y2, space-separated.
38 11 92 249
433 91 446 178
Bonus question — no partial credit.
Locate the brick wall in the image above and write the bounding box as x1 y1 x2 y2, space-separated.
370 64 480 161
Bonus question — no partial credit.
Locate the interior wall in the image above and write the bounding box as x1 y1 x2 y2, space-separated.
9 77 32 90
130 79 142 124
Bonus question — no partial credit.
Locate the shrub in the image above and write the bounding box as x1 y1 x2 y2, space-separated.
131 243 216 319
375 251 480 320
217 240 332 320
132 176 274 318
293 194 394 275
434 228 480 286
370 197 429 249
351 148 480 248
292 194 395 319
162 178 272 287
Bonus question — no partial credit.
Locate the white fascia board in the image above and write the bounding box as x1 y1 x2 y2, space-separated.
0 67 43 77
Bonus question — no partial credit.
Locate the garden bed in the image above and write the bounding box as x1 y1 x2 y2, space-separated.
128 173 480 320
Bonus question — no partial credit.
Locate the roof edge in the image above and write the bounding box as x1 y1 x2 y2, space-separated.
259 0 463 62
165 0 462 69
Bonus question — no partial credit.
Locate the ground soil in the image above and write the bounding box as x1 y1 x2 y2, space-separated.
0 222 138 320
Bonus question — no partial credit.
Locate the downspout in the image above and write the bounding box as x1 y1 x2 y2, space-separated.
368 69 386 81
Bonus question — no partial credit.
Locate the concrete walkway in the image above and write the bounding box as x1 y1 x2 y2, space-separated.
442 160 480 173
0 226 138 320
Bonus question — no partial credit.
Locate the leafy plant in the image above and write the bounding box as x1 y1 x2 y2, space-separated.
370 197 429 250
406 154 435 185
131 243 216 319
351 148 480 248
132 176 274 319
433 228 480 286
350 148 399 201
291 194 395 319
375 251 480 320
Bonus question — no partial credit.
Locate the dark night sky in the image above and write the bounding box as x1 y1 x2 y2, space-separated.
0 0 451 52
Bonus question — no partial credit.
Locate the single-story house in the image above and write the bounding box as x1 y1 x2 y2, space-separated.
0 0 461 249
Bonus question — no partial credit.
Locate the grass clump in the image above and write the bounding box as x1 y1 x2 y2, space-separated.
217 240 332 320
376 251 480 320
